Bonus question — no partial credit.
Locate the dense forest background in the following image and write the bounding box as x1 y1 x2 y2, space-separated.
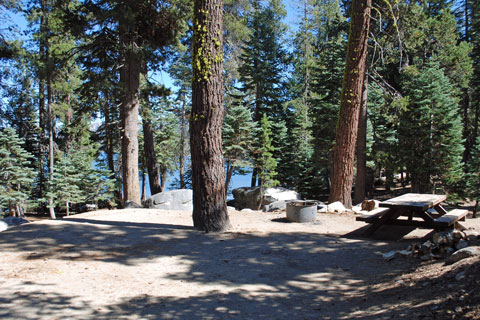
1 0 479 217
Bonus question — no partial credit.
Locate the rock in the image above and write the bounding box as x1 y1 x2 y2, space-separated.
232 187 301 210
227 206 237 211
467 231 480 239
455 271 466 281
398 250 412 257
419 240 433 254
383 250 396 261
263 187 301 203
318 205 327 213
123 201 143 209
144 189 193 210
351 205 362 213
241 208 253 213
85 204 97 211
361 200 379 211
448 246 480 264
226 199 236 207
327 201 346 213
433 232 450 245
263 200 286 212
420 254 434 261
455 239 469 250
3 216 29 226
452 230 466 240
232 187 262 210
0 221 8 232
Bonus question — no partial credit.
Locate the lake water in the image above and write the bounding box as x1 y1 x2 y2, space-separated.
142 171 253 200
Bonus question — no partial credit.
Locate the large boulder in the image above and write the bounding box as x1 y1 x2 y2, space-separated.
232 187 301 210
123 201 143 209
144 189 193 210
3 216 29 226
0 221 8 232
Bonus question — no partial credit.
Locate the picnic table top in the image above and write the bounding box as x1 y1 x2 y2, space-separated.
379 193 446 211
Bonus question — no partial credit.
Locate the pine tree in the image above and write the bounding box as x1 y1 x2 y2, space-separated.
69 144 116 207
238 0 289 187
309 0 347 195
152 98 181 192
190 0 230 232
329 0 371 208
46 154 85 216
256 114 279 189
399 62 464 193
0 128 35 216
223 100 256 192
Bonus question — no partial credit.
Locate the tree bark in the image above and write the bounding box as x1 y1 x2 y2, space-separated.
225 162 234 194
104 100 115 174
141 101 162 196
329 0 371 209
190 0 230 232
354 73 368 205
45 12 56 219
160 166 167 192
179 93 187 189
119 21 141 205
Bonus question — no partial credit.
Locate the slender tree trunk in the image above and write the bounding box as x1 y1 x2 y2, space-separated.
38 0 48 209
251 168 257 187
160 167 167 192
46 23 56 219
104 101 115 174
119 22 141 205
141 169 146 203
66 201 70 216
179 93 187 189
141 99 162 195
190 0 230 232
329 0 371 209
225 163 234 194
354 72 368 204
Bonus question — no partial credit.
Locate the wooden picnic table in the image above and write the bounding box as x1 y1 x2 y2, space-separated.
356 193 468 236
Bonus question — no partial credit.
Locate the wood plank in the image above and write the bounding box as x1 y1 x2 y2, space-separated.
433 209 469 227
356 207 391 222
380 193 447 211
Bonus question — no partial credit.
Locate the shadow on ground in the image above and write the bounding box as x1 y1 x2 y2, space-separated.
0 214 460 319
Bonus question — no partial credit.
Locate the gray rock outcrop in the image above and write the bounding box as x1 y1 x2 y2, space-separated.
263 200 287 212
144 189 193 210
123 201 143 209
232 187 301 210
447 246 480 264
0 221 8 232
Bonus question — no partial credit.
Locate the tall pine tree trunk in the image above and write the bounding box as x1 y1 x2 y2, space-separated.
190 0 230 232
329 0 371 208
179 92 187 189
38 0 48 211
103 101 115 175
354 72 368 204
141 98 162 195
44 5 56 219
119 22 141 205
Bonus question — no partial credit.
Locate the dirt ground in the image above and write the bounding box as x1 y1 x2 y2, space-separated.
0 208 479 319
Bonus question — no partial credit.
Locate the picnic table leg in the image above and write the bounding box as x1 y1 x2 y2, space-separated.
364 208 401 236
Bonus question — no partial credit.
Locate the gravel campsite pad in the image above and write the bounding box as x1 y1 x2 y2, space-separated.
1 208 479 319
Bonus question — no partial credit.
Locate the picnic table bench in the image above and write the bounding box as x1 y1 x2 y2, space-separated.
356 193 468 236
